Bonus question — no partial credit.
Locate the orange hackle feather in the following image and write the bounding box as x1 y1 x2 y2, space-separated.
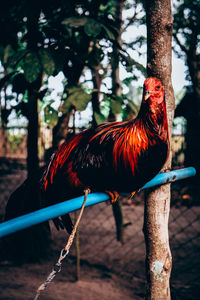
90 120 149 175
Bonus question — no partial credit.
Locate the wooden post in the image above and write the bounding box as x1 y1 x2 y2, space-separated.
144 0 175 299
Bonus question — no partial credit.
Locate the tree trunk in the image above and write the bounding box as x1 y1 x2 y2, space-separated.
27 89 39 178
144 0 175 299
1 6 51 263
183 55 200 178
108 0 124 122
91 68 102 126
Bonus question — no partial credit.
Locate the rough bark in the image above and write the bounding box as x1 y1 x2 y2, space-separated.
144 0 175 299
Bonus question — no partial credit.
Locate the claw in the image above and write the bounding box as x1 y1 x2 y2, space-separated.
130 191 136 199
106 191 119 203
129 189 140 200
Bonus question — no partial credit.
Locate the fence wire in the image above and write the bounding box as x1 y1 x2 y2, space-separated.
0 157 199 300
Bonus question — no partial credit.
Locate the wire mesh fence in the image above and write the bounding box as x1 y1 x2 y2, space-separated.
0 157 199 299
70 196 200 299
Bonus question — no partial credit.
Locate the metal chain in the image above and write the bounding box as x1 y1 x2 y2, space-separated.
33 188 90 300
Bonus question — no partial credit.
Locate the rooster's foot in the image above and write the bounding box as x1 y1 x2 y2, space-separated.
106 191 119 203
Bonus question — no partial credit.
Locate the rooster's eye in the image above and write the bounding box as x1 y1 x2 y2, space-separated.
156 85 160 90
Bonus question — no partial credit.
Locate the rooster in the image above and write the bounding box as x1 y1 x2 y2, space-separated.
41 77 169 233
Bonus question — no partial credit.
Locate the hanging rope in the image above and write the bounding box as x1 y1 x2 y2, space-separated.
34 188 90 300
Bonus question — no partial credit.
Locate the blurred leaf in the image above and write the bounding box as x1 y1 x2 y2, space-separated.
60 98 72 113
39 49 55 76
94 111 106 124
110 96 123 114
60 87 91 113
44 105 58 127
22 52 42 83
68 87 91 110
127 99 139 113
62 17 88 27
6 49 28 68
122 100 138 121
84 19 102 37
123 76 138 86
8 134 24 152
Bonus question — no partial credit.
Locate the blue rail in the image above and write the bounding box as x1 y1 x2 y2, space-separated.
0 167 196 238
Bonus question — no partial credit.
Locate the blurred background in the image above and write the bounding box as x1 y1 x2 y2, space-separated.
0 0 199 299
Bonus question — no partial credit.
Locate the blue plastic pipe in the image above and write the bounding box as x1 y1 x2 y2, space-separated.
0 167 196 238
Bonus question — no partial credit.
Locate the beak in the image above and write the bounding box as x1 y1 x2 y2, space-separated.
144 90 151 101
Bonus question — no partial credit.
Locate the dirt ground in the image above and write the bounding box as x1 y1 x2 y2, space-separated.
0 158 199 300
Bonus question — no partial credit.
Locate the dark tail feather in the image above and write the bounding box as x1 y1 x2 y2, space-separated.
1 175 51 262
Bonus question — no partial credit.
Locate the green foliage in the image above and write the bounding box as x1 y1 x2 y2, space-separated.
6 50 28 69
173 0 200 53
0 0 148 133
99 0 115 16
122 98 139 121
121 82 143 120
110 96 123 114
39 49 55 76
22 52 42 83
123 76 138 86
94 111 106 124
8 133 24 152
60 87 92 114
63 16 116 40
84 19 102 37
21 50 56 82
44 105 58 127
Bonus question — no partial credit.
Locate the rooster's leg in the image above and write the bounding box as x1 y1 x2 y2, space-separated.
106 191 119 203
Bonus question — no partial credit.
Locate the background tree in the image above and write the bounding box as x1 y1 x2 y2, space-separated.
173 0 200 176
108 0 124 122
